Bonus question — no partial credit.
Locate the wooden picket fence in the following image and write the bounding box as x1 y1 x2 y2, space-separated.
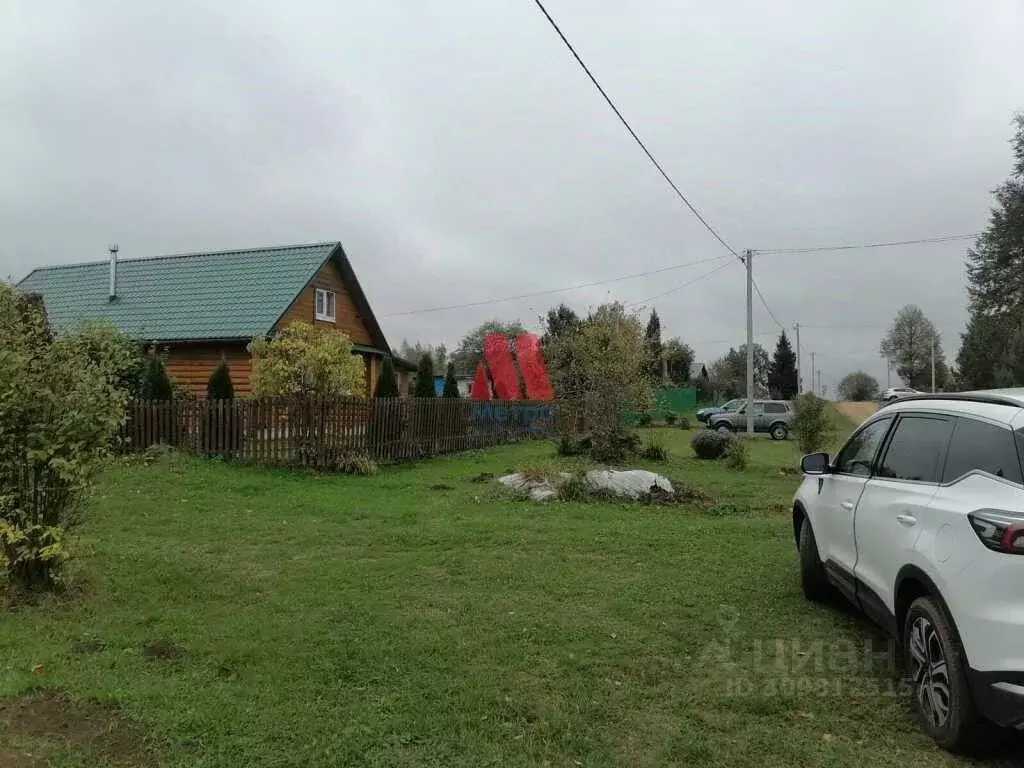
120 397 560 468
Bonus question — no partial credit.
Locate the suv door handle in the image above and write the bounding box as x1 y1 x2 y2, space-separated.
896 514 917 527
841 501 855 511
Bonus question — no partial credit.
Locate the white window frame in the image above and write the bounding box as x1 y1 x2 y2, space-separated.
315 288 336 323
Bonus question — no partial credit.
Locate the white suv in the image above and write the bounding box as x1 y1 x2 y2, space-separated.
793 390 1024 752
881 386 920 402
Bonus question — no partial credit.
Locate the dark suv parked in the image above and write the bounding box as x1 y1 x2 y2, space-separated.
707 399 793 440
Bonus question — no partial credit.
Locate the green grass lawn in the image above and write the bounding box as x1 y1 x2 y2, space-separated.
0 417 992 766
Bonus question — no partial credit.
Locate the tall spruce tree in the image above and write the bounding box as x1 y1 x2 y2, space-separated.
644 309 663 382
959 113 1024 388
442 362 460 398
768 331 799 399
206 358 234 400
414 353 436 398
140 352 173 400
204 357 237 453
374 356 399 397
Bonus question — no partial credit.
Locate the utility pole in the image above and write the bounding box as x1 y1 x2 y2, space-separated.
817 369 823 397
810 351 816 396
794 322 802 393
744 249 754 435
931 335 936 393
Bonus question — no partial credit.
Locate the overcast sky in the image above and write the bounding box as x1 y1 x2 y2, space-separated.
4 0 1023 394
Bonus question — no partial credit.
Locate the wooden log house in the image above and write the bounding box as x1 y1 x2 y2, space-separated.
18 242 416 397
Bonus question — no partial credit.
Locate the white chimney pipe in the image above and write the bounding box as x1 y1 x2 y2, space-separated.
108 244 119 301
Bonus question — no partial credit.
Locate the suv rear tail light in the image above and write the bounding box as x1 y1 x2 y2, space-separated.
968 510 1024 555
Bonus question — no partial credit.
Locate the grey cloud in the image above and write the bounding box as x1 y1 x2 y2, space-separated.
3 0 1023 390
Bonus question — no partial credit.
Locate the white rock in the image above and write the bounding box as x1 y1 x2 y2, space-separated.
500 469 672 502
499 472 558 501
498 473 527 490
530 487 558 502
584 469 674 499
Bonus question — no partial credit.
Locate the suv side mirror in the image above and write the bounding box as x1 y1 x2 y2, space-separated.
801 452 830 475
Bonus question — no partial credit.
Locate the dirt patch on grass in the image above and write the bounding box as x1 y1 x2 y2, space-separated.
0 746 45 768
0 691 157 766
833 401 877 424
71 637 106 655
142 639 184 661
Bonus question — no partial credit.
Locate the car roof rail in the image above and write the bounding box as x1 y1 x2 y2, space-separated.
881 392 1024 409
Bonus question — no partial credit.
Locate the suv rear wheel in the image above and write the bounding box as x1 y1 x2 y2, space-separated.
770 422 788 441
904 597 996 754
798 518 831 601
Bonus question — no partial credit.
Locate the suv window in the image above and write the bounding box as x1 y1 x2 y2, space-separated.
834 417 892 476
877 416 954 483
764 403 788 414
942 418 1023 485
1018 428 1024 476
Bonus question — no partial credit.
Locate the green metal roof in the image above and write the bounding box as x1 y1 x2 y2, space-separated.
17 242 385 345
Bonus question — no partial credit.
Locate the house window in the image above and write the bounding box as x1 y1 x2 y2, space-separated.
315 288 336 322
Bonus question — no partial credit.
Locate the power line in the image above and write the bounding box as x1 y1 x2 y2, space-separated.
751 276 785 329
688 330 778 347
799 321 889 330
627 259 736 307
531 0 739 260
381 255 729 318
757 232 980 256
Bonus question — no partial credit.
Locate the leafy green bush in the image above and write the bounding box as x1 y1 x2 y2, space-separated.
557 427 644 463
691 430 730 460
74 319 145 398
544 302 653 433
251 324 367 466
724 437 749 470
636 413 653 427
791 394 837 454
1 288 134 590
588 426 641 463
664 412 678 426
677 414 691 430
250 322 365 397
555 433 587 456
